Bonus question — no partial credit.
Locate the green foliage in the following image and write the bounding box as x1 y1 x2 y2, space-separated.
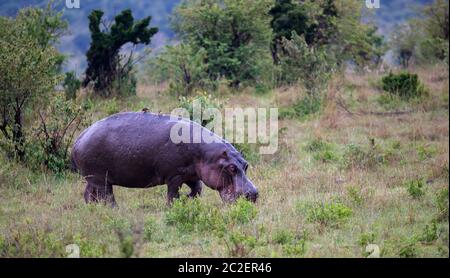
83 9 158 97
416 144 438 161
27 94 89 173
104 98 120 116
419 221 439 244
358 232 376 247
178 91 223 126
299 201 352 227
63 71 81 100
405 178 426 199
283 238 307 257
280 96 322 119
143 216 158 242
390 0 449 66
226 230 258 257
435 188 449 221
346 186 364 206
234 142 261 164
228 197 258 224
172 0 274 88
342 142 387 169
272 230 295 245
398 239 417 258
0 6 66 160
165 196 225 234
381 72 427 100
149 44 210 96
304 138 339 163
280 32 334 92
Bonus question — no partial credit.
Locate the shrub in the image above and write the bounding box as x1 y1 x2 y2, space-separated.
272 230 295 245
381 72 427 100
225 230 258 257
435 188 449 221
416 145 437 161
28 94 89 173
63 71 81 100
419 221 439 244
405 178 426 199
300 201 352 227
283 238 307 257
358 232 376 247
304 138 339 163
398 239 417 258
280 96 322 119
105 98 120 116
178 91 224 127
228 197 258 224
143 217 158 242
165 196 225 234
342 141 388 170
346 186 364 206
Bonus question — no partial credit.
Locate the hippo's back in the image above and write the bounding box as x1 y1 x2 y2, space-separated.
72 112 178 187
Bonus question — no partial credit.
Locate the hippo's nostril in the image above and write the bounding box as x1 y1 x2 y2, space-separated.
245 190 258 202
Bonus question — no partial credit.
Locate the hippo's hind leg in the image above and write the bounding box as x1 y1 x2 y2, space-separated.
186 181 202 198
84 182 117 208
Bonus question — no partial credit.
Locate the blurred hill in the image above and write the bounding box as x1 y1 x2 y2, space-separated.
0 0 434 73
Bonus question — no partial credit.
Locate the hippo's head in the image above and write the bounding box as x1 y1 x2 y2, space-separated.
196 146 258 203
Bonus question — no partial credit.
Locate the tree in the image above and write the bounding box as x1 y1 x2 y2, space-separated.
270 0 337 63
280 31 335 94
0 6 66 160
83 9 158 97
390 23 417 68
390 0 449 66
172 0 274 88
150 44 210 96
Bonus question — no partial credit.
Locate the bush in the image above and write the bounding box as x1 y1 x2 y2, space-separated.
178 92 224 127
280 96 322 119
225 230 258 257
398 239 417 258
63 71 81 100
419 221 439 244
272 230 295 245
405 178 426 199
165 196 225 234
304 138 339 163
283 238 307 257
342 142 388 169
300 201 352 227
143 217 158 242
346 186 364 206
358 232 376 247
381 72 427 100
228 197 258 224
435 188 449 221
27 94 89 173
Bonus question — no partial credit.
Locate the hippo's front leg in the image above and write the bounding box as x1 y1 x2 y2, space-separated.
167 177 183 205
186 181 202 198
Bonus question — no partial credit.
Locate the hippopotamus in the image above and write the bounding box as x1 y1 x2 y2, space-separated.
71 111 258 207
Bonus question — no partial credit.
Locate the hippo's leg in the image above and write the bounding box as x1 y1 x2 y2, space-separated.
186 181 202 198
84 182 117 208
167 178 183 205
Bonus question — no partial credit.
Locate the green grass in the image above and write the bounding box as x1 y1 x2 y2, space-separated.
0 68 448 258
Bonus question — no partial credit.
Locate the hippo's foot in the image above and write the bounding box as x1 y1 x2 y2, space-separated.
186 181 202 198
84 183 117 208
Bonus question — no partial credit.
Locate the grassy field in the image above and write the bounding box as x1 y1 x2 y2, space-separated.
0 65 448 258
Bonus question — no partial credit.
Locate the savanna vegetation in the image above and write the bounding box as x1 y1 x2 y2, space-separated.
0 0 448 258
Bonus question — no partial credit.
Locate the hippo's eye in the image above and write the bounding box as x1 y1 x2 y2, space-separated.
228 164 237 174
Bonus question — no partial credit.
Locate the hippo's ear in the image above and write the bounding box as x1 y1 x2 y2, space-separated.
221 150 228 158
